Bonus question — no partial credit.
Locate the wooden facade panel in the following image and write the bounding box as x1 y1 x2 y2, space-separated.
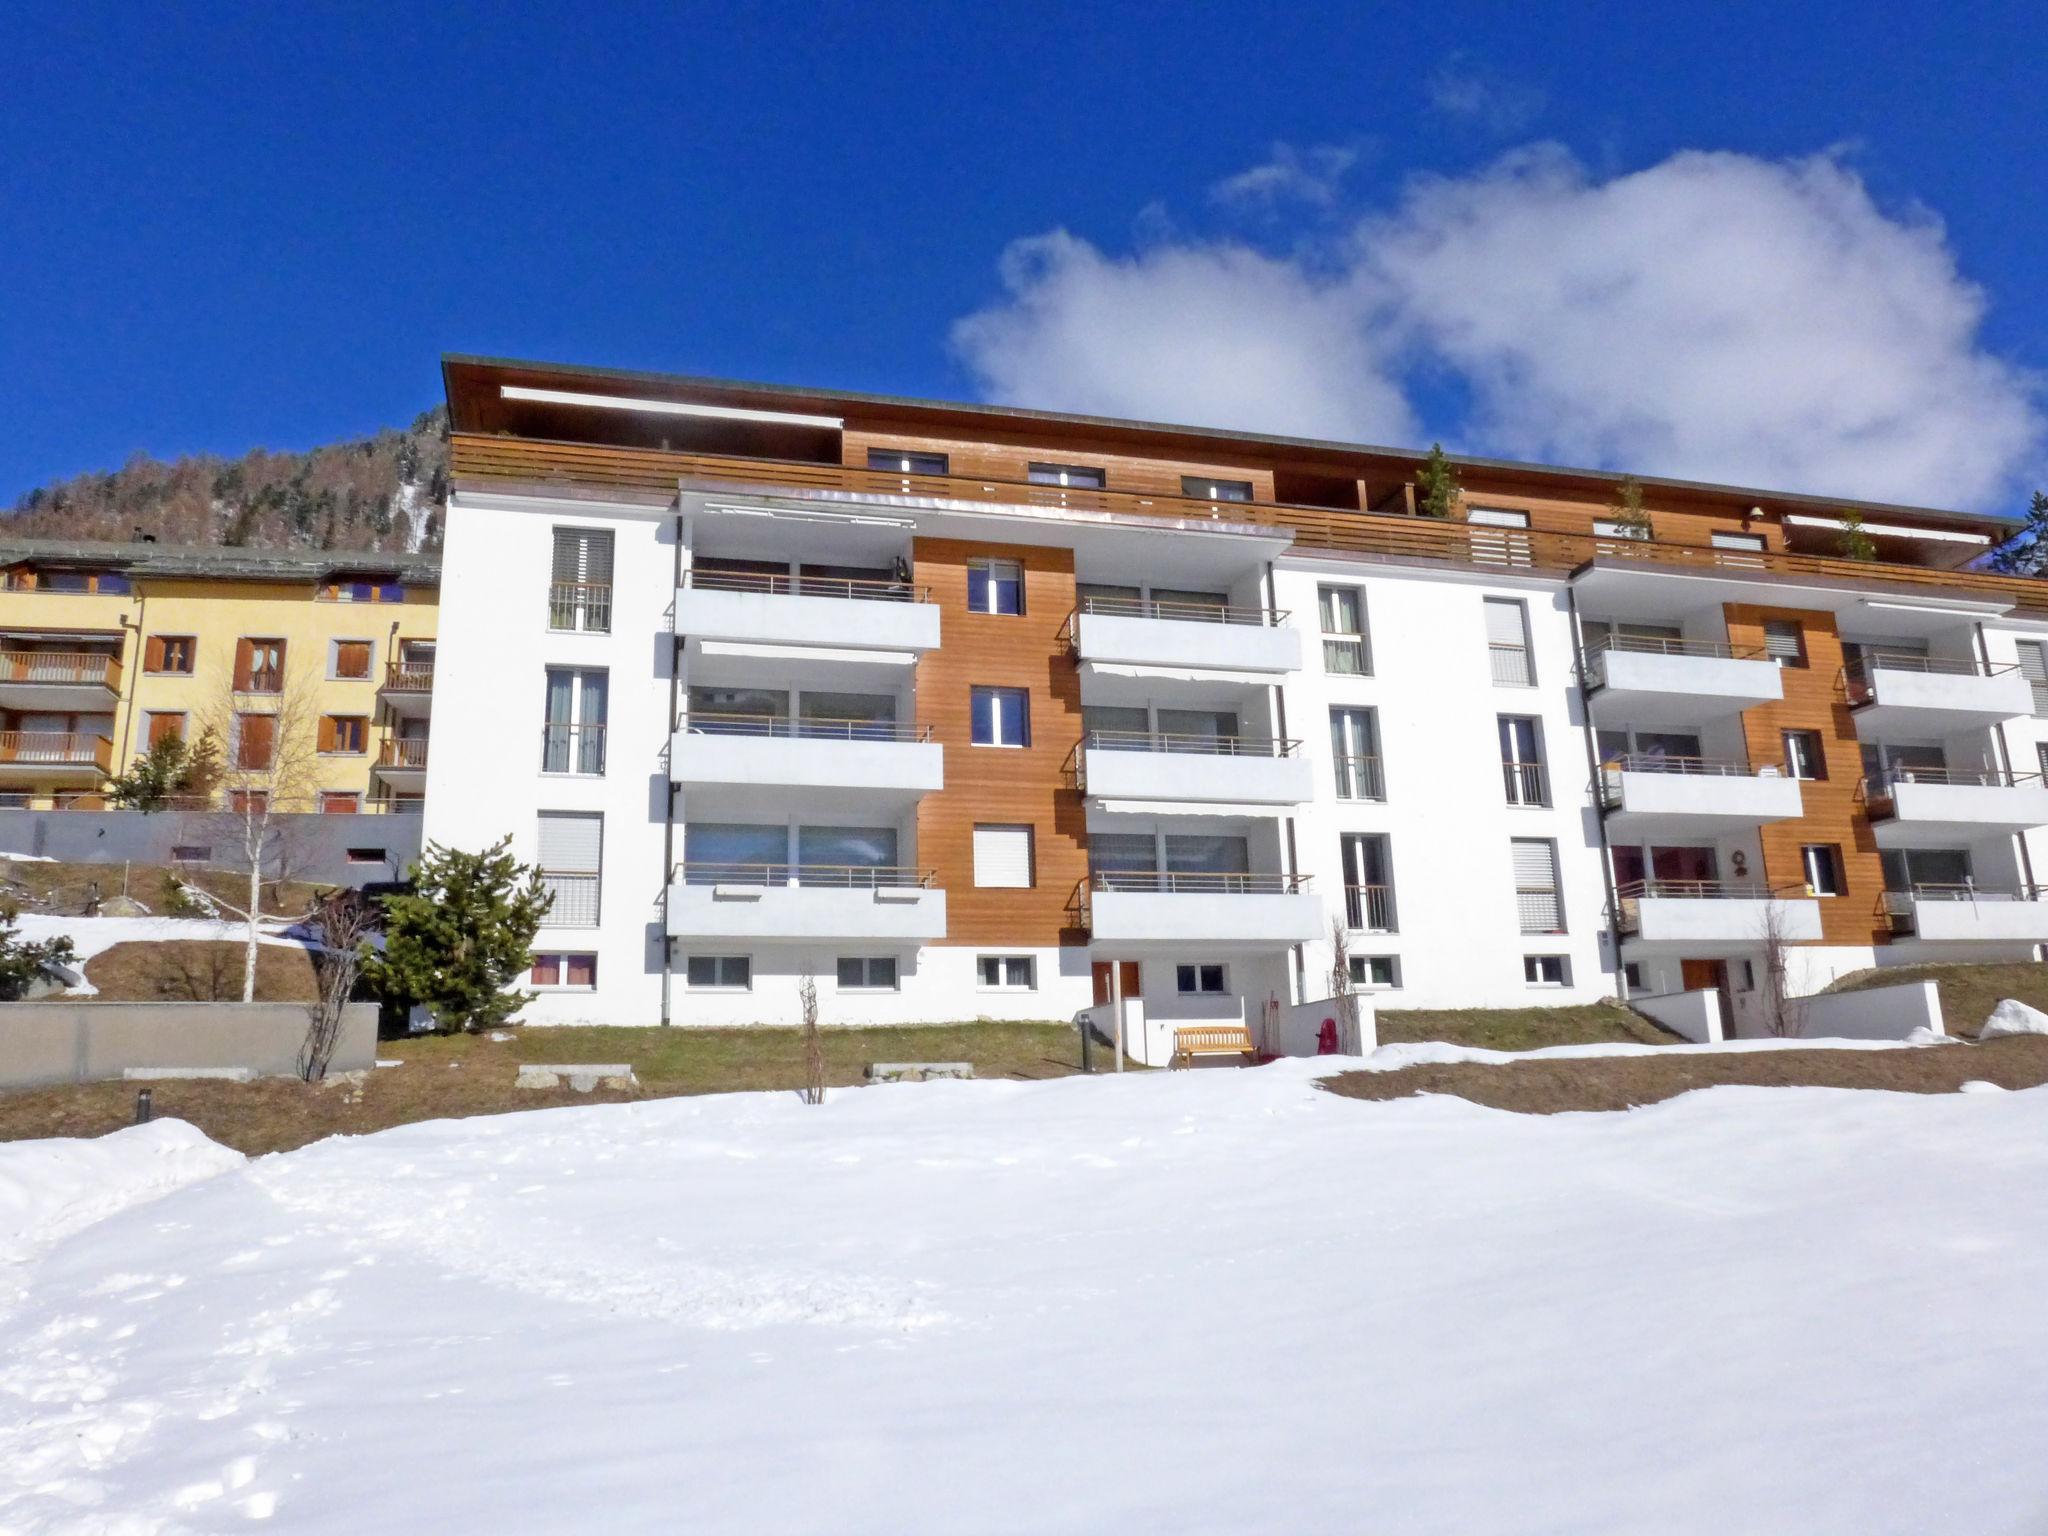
1725 603 1889 947
912 537 1090 947
846 428 1278 504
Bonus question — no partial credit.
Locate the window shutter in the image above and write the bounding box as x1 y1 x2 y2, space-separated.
233 638 254 690
1484 599 1527 647
144 635 165 671
2018 642 2048 716
972 824 1034 888
147 713 183 747
1511 838 1561 933
336 641 371 678
317 716 337 753
1763 621 1803 664
538 811 603 873
1467 507 1530 528
553 529 615 584
237 713 275 770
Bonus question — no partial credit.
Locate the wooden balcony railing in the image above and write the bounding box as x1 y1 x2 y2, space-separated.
0 651 122 691
381 660 435 692
377 737 430 771
450 433 2048 619
0 731 113 771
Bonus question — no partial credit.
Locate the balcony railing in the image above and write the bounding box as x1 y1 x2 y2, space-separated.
1089 870 1309 895
1883 883 2048 910
539 871 601 926
1070 594 1282 628
377 737 430 771
1842 653 2014 706
540 722 606 774
675 862 934 889
1084 730 1295 757
1501 761 1548 806
1616 878 1780 901
382 660 435 692
0 650 121 689
684 568 928 603
1580 634 1759 689
1344 883 1396 932
1488 643 1533 687
547 581 613 634
1333 754 1385 801
0 731 112 769
681 712 929 742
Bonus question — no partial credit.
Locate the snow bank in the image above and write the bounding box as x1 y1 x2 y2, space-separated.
1980 998 2048 1039
0 1119 241 1275
4 1071 2048 1533
1350 1030 1946 1074
8 913 312 996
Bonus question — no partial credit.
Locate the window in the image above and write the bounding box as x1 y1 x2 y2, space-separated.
550 527 615 633
1737 960 1756 990
972 824 1035 888
543 668 609 774
322 792 362 814
837 957 899 990
970 686 1030 747
145 711 185 748
1177 963 1228 994
978 955 1036 990
538 811 603 926
234 637 285 693
1348 955 1399 989
0 793 27 810
229 790 269 814
234 712 275 770
1181 476 1253 502
1711 531 1767 551
686 955 751 990
966 558 1023 616
1622 962 1645 991
345 849 389 868
1763 620 1806 668
1524 955 1570 986
1318 586 1369 675
1484 598 1533 686
1783 730 1827 780
329 640 373 680
1512 838 1563 934
1801 843 1844 897
867 448 949 475
320 575 405 603
145 635 196 674
2039 742 2048 782
2017 641 2048 717
1466 507 1531 529
1341 834 1395 932
1593 519 1650 541
1329 708 1382 800
533 953 599 989
170 845 210 863
319 715 368 754
1499 716 1547 806
1027 462 1105 489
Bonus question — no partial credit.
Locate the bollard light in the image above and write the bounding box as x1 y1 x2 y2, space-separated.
135 1088 153 1125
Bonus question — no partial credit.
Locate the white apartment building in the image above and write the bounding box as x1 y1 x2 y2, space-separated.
424 357 2048 1049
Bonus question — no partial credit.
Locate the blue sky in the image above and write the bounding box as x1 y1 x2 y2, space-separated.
3 0 2043 513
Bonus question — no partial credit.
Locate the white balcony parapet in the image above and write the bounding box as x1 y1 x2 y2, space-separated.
1882 886 2048 943
670 715 942 794
1844 655 2033 734
1581 636 1782 726
676 569 941 654
1598 754 1804 838
668 863 946 941
1074 732 1313 805
1866 769 2048 845
1065 597 1301 675
1615 880 1822 952
1080 871 1323 946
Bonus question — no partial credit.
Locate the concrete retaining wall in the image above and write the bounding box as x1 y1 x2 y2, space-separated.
0 1001 379 1088
1790 982 1945 1042
0 810 420 888
1634 988 1724 1044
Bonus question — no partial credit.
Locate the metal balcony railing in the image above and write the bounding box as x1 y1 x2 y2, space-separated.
1501 761 1548 806
1333 754 1385 801
1083 730 1296 757
1088 870 1309 895
1579 634 1761 689
1344 883 1396 932
1842 652 2015 706
539 871 601 927
684 568 928 603
675 862 934 889
1488 643 1533 687
0 650 121 689
1597 753 1763 808
1071 594 1283 627
682 712 930 743
547 581 613 634
539 722 606 774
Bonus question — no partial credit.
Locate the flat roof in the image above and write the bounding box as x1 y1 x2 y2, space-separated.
0 536 440 585
442 353 2013 536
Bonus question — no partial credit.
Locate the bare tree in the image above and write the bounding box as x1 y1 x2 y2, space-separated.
1757 899 1801 1039
184 665 325 1002
300 888 371 1081
798 970 826 1105
1329 916 1361 1055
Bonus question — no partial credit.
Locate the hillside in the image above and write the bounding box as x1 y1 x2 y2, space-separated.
3 408 448 554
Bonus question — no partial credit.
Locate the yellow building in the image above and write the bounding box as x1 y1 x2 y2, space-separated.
0 538 438 812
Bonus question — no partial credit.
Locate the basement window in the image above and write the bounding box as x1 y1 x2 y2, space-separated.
1348 955 1399 989
1176 963 1228 995
1524 954 1570 987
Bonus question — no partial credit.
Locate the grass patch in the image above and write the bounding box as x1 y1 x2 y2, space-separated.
0 1021 1091 1156
1323 1035 2048 1114
1371 1002 1674 1052
0 858 325 917
81 940 319 1003
1825 963 2048 1039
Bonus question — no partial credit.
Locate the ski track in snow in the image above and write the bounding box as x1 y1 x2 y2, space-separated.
3 1061 2048 1534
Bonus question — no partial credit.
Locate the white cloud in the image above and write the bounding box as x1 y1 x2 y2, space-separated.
1426 56 1545 135
950 146 2043 509
1210 142 1359 210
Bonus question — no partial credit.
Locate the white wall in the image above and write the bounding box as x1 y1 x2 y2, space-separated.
1789 981 1945 1041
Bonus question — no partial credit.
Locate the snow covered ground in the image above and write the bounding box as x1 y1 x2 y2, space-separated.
9 913 314 995
4 1063 2047 1533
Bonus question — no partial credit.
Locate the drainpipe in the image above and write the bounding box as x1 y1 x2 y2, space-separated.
660 497 686 1026
1567 587 1627 999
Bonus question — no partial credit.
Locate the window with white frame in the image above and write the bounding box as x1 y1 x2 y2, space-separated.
2017 641 2048 717
1801 843 1844 897
1347 955 1399 989
686 955 751 989
970 686 1030 747
1485 598 1534 686
1318 585 1369 674
972 824 1035 888
1524 954 1569 986
1498 716 1547 805
1329 707 1382 800
966 558 1023 615
1342 834 1396 933
537 811 602 927
532 953 598 989
978 955 1036 990
542 668 608 774
1176 963 1228 995
836 957 899 990
1512 838 1563 934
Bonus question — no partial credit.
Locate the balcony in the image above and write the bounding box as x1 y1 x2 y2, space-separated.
1078 871 1323 946
1615 880 1823 953
1598 755 1804 839
548 581 613 635
0 651 123 711
667 863 946 941
1865 768 2048 847
0 731 113 779
670 715 941 799
377 660 435 716
1844 655 2034 735
1073 732 1311 806
1881 886 2048 943
373 736 430 788
1064 597 1301 675
1582 637 1782 727
675 569 939 656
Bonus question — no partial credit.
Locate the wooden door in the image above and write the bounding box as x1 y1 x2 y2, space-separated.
1091 961 1141 1006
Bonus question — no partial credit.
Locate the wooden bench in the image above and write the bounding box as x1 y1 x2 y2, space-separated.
1171 1024 1257 1069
